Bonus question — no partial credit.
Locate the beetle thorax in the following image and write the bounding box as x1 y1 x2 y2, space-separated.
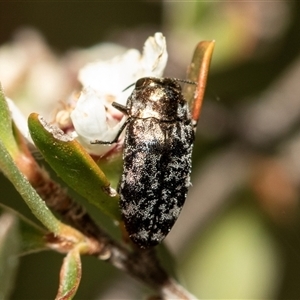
129 86 186 121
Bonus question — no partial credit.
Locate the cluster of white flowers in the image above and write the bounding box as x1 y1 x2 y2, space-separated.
2 32 168 157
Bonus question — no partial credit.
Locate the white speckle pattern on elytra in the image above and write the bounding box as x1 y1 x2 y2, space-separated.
113 77 194 248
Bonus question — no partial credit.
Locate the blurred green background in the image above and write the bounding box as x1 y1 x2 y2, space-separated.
1 1 300 299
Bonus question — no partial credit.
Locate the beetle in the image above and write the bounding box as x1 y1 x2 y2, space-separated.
92 77 196 248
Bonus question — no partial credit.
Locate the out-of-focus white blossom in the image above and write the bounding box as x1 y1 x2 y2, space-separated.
0 29 74 118
71 32 168 156
0 28 127 122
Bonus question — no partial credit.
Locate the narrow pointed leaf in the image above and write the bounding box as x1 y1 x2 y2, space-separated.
0 85 18 156
28 113 121 221
56 248 82 300
0 138 61 234
183 40 215 123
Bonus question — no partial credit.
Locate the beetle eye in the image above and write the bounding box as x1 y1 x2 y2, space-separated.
135 78 147 89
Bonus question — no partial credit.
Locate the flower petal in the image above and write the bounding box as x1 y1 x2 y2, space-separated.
70 88 125 156
140 32 168 77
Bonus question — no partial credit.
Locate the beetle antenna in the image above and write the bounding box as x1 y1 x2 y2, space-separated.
173 78 198 86
122 82 136 92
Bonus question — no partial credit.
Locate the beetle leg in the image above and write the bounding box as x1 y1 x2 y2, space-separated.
112 102 129 115
90 118 131 145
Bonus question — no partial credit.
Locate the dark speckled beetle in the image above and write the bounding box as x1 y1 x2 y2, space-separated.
92 77 196 248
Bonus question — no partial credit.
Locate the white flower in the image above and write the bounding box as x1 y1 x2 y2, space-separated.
70 32 168 156
70 87 126 155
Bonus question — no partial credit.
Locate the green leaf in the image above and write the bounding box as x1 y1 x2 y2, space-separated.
98 152 123 189
0 137 61 234
56 248 82 300
0 85 18 157
0 212 20 299
28 113 121 221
